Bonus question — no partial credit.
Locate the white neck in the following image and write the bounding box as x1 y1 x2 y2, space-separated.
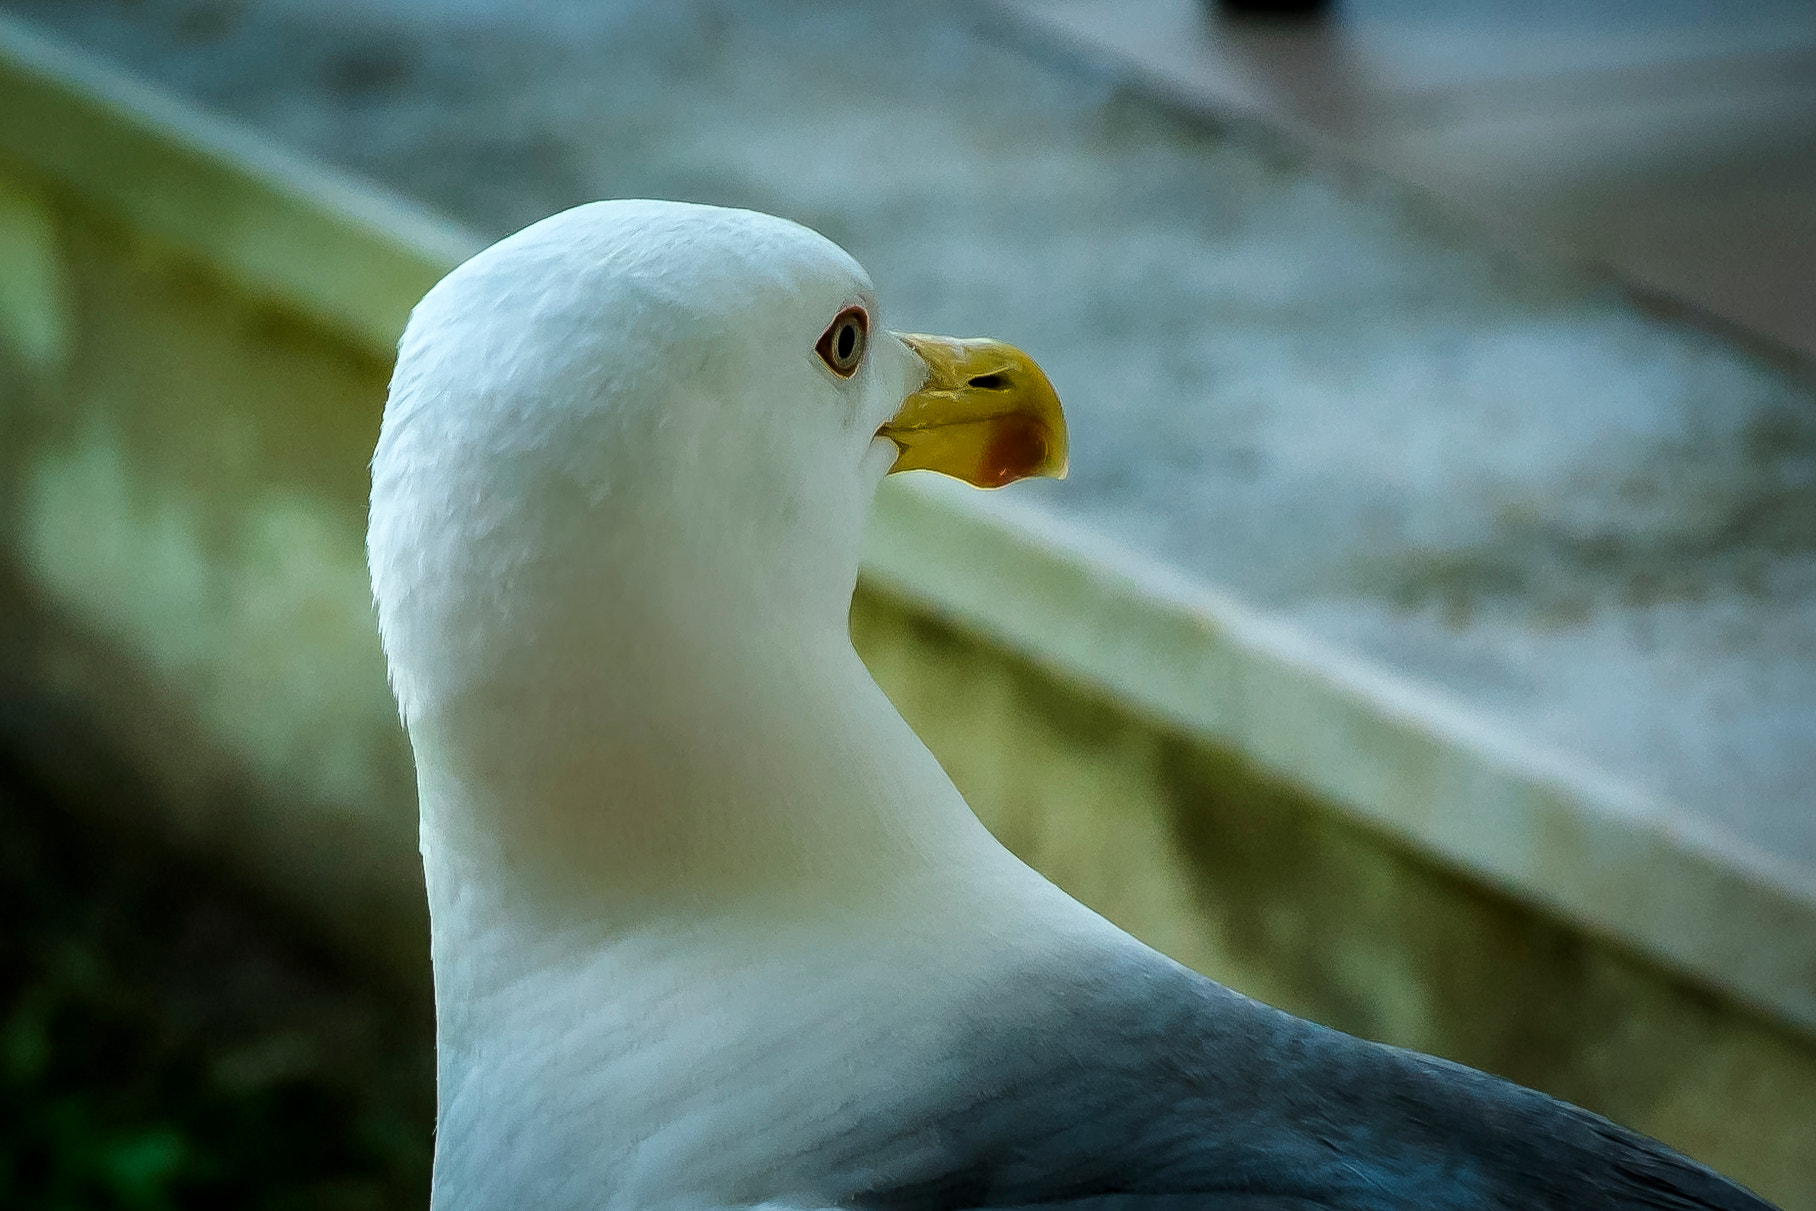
408 607 1093 1211
411 607 1005 922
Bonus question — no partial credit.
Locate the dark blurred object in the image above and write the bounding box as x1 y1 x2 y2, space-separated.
0 751 433 1211
1213 0 1332 16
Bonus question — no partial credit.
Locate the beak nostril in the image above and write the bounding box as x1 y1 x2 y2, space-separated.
968 373 1010 390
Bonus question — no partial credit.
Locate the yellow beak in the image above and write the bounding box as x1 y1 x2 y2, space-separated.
881 334 1068 489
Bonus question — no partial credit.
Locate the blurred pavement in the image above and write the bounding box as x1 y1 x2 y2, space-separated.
1006 0 1816 359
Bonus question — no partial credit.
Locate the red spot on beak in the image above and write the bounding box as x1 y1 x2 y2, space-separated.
979 415 1051 488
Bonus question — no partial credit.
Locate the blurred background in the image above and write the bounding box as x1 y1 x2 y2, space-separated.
0 1 1812 1207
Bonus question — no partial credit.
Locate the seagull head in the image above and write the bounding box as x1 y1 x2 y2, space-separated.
367 201 1064 875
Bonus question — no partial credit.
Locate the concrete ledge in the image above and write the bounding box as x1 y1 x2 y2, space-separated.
0 12 475 353
868 476 1816 1034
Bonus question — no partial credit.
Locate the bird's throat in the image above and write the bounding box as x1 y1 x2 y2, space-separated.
413 620 995 940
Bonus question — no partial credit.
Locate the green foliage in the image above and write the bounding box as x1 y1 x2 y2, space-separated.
0 767 433 1211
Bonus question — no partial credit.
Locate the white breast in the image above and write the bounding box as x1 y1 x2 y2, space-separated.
429 872 1112 1211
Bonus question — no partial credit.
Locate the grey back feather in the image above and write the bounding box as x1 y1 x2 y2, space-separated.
842 951 1777 1211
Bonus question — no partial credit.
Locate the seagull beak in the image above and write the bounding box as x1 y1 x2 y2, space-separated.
880 334 1068 489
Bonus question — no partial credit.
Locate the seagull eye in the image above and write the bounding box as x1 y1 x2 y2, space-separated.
815 307 869 378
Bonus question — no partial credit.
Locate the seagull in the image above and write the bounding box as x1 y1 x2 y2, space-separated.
367 199 1777 1211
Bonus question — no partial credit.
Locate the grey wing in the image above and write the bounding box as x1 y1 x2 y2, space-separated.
846 951 1778 1211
